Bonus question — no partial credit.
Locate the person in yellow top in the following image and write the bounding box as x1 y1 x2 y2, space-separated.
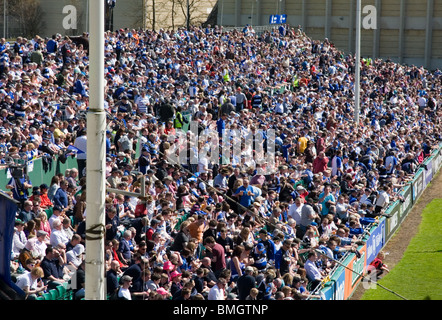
51 121 65 140
298 131 308 154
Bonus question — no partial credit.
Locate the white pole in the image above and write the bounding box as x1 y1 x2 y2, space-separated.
354 0 361 126
85 0 106 300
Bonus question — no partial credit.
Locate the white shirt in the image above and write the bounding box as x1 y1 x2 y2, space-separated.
73 135 87 160
375 191 389 208
50 229 69 247
208 284 225 300
66 251 83 268
287 203 303 225
25 238 47 260
305 259 323 282
12 229 27 257
118 287 132 300
49 214 62 230
15 272 38 292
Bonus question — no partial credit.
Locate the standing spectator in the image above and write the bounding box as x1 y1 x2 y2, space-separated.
52 180 69 210
274 239 293 278
106 260 122 297
237 266 256 300
304 251 325 289
203 236 226 277
73 129 87 179
313 151 329 174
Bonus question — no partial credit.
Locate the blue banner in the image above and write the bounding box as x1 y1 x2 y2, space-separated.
423 158 433 188
365 219 385 265
269 14 287 24
0 192 19 288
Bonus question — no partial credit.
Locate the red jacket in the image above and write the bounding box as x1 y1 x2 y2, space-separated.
313 156 329 174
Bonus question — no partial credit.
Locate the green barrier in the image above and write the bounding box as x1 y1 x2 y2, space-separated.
0 156 79 192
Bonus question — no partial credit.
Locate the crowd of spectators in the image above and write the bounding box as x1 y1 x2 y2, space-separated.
5 23 442 300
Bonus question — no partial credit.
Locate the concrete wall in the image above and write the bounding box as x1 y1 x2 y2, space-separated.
144 0 216 30
1 0 144 38
217 0 442 70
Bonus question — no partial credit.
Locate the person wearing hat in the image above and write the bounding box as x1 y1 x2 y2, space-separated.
251 242 268 272
12 219 27 260
138 146 151 174
257 229 277 263
107 168 123 188
169 270 183 296
237 266 256 300
117 275 133 300
48 205 64 230
296 185 309 200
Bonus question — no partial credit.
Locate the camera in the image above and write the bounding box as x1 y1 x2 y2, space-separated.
10 165 26 179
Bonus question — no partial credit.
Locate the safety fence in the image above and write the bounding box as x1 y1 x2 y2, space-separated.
316 142 442 300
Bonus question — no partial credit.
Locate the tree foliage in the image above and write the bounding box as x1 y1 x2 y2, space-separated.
7 0 44 38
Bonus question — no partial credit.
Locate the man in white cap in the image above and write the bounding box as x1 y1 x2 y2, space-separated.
237 266 256 300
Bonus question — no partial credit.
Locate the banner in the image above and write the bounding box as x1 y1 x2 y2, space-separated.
0 192 20 292
423 157 433 189
399 184 413 221
412 168 424 202
321 266 346 300
343 246 367 300
365 219 385 265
